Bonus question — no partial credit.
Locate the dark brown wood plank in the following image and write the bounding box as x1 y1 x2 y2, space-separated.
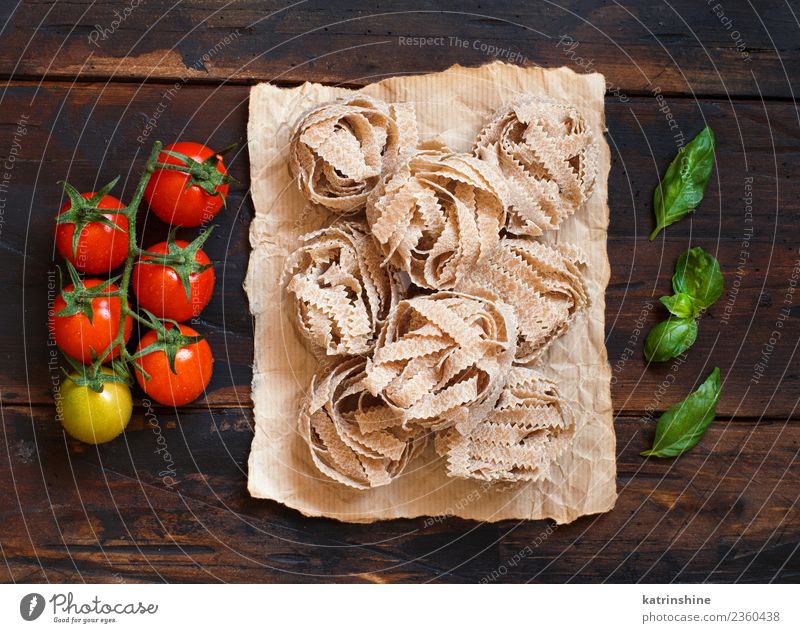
0 1 797 98
1 406 797 582
0 82 798 415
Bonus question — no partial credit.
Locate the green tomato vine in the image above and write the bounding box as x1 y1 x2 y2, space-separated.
55 140 228 393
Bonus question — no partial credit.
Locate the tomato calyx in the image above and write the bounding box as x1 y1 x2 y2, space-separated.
136 226 215 301
62 354 129 393
156 143 237 201
132 312 205 377
56 177 127 259
55 261 121 324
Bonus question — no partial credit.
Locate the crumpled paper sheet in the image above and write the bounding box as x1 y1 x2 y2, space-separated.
244 62 616 524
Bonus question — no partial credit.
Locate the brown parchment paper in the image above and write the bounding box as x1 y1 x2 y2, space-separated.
244 62 616 524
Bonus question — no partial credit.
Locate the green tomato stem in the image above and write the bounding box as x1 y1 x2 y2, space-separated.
88 141 164 377
126 309 155 327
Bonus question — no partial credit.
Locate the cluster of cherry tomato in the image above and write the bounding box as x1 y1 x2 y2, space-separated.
50 141 232 444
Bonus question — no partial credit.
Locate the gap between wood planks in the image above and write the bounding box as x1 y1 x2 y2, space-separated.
0 74 796 104
4 396 800 421
4 403 798 424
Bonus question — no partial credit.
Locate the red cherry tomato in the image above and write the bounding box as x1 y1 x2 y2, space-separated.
143 142 229 227
132 240 215 322
55 193 129 274
134 324 213 406
51 279 132 363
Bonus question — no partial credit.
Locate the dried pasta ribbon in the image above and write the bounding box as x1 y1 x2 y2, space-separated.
475 97 598 236
457 237 589 364
364 291 517 430
300 357 427 490
283 221 401 356
366 149 508 290
289 95 419 213
435 367 575 483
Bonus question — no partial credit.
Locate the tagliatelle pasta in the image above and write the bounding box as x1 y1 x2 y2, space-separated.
363 291 517 430
300 357 428 490
435 367 575 483
456 237 589 364
282 221 401 356
366 149 508 290
289 95 418 213
475 97 598 236
248 63 616 522
283 89 596 491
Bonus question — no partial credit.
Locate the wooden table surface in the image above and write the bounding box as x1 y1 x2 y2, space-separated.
1 1 798 583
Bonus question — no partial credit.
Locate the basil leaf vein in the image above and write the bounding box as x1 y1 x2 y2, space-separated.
660 292 699 319
673 246 724 309
644 317 698 362
649 126 716 240
641 367 721 458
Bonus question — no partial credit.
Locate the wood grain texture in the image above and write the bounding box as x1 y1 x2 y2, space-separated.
0 83 797 415
0 1 798 584
0 1 797 98
0 406 797 582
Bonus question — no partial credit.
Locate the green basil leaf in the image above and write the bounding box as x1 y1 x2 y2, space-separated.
672 246 724 309
641 367 721 458
660 292 699 319
644 317 698 362
649 126 715 240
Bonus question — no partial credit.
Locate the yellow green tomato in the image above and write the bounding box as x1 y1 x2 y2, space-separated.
58 371 132 444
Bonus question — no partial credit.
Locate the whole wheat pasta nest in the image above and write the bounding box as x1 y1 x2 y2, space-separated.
456 237 589 364
289 94 418 213
366 148 508 290
282 221 402 356
299 356 428 490
435 367 575 483
363 291 517 431
475 97 598 236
